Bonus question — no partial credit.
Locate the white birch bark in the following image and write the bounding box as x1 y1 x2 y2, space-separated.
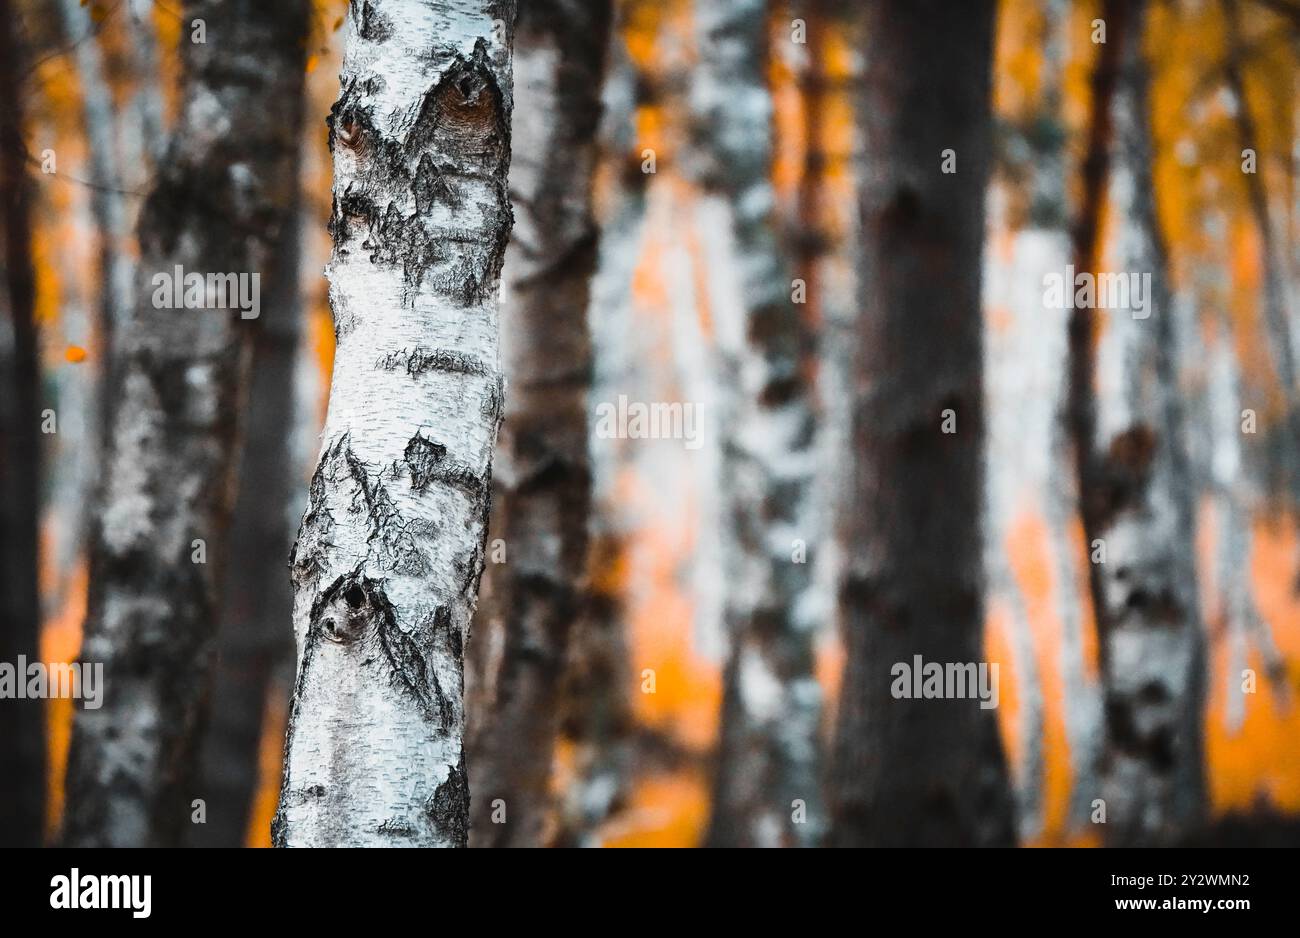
57 0 132 335
1084 0 1206 844
690 0 823 849
125 0 166 173
63 0 310 848
273 0 516 848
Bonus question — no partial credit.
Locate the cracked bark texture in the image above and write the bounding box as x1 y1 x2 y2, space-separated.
0 0 44 848
689 0 822 849
274 0 516 848
467 0 610 848
828 0 1016 848
1068 0 1206 846
62 0 310 847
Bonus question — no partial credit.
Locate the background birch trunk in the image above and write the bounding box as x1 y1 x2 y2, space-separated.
1070 0 1207 846
274 0 517 849
828 0 1016 847
62 0 310 848
468 0 611 849
1221 0 1300 558
0 0 45 848
691 0 823 849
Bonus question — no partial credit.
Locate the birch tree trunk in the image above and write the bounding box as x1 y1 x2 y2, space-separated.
691 0 823 849
468 0 610 848
1221 0 1300 565
57 0 132 341
0 0 45 848
828 0 1016 847
62 0 310 847
549 27 646 846
1068 0 1206 846
274 0 517 849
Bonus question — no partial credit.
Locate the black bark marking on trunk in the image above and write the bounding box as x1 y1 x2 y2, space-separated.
356 0 393 42
327 41 513 307
376 596 452 732
1084 423 1157 531
271 611 325 849
402 429 487 501
427 757 469 848
374 346 492 378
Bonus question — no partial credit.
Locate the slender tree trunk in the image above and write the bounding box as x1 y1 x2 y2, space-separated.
1068 0 1206 846
1221 0 1300 574
0 0 45 848
690 0 822 849
192 205 305 848
62 0 310 847
828 0 1015 847
467 0 610 848
548 24 646 847
57 0 131 340
274 0 517 849
125 0 166 173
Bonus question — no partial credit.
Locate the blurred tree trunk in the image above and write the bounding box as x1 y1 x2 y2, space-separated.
691 0 822 849
125 0 166 173
274 0 516 848
1221 0 1300 564
467 0 611 848
0 0 45 848
192 206 304 848
57 0 131 342
546 20 648 846
829 0 1016 847
62 0 310 847
1067 0 1206 846
54 0 133 607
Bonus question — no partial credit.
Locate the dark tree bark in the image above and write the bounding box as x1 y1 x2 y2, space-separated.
1066 0 1206 846
0 0 45 849
191 208 304 848
62 0 310 847
467 0 611 848
828 0 1016 847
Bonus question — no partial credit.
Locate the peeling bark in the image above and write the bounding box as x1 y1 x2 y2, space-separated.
828 0 1016 847
690 0 823 849
467 0 610 848
274 0 517 848
1068 0 1206 846
0 0 45 848
62 0 310 848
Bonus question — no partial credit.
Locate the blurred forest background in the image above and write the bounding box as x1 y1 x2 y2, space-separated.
2 0 1300 847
